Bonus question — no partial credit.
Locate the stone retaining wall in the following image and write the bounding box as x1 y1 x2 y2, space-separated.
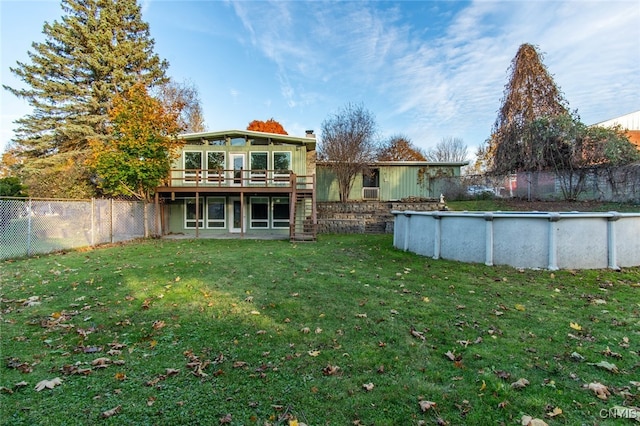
317 200 444 234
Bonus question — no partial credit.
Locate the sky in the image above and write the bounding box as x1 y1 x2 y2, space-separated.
1 0 639 158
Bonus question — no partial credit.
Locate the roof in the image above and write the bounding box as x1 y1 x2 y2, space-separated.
317 160 469 167
592 110 640 130
179 129 316 150
592 111 640 149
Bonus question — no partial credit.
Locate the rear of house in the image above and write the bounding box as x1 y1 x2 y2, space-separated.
154 130 317 240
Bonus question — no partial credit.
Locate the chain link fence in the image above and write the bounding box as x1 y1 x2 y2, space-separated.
0 198 158 260
440 164 640 203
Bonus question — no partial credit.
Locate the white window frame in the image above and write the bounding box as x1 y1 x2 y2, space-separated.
206 152 225 184
271 197 290 229
273 151 292 184
184 197 204 229
249 196 269 229
183 151 203 183
250 152 268 184
206 197 226 228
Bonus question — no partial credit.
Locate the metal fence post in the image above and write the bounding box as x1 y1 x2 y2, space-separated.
91 198 95 247
110 198 114 244
26 198 32 256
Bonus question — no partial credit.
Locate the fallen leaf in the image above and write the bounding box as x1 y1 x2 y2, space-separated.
602 346 623 359
521 415 548 426
114 372 126 381
569 322 582 331
166 368 180 376
511 378 530 389
101 405 121 418
362 382 374 391
91 357 111 366
34 377 62 391
219 413 232 424
584 382 610 400
419 400 436 411
308 350 320 357
479 380 486 392
515 304 526 311
588 360 619 373
444 350 456 361
410 327 426 341
546 407 562 417
322 364 340 376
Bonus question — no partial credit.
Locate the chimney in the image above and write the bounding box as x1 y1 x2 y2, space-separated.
305 130 315 139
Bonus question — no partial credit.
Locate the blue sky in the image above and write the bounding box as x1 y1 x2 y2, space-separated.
1 0 639 158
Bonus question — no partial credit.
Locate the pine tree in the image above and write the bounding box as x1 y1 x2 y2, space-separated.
3 0 168 198
487 43 569 174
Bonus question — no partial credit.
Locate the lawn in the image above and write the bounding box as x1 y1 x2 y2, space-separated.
0 235 638 425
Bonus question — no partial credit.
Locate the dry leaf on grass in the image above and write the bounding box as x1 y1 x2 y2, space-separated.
521 415 548 426
101 405 121 418
584 382 611 400
34 377 62 391
419 400 436 412
362 382 374 391
410 327 425 341
91 357 111 367
588 360 619 373
511 378 530 389
322 364 340 376
546 407 562 417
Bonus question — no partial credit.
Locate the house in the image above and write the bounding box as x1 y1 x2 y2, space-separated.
316 161 468 202
593 110 640 150
154 129 468 239
154 129 317 241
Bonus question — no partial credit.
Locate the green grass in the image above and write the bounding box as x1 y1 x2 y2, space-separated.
447 198 640 213
1 235 639 425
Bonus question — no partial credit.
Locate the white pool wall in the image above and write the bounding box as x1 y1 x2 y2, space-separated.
392 210 640 270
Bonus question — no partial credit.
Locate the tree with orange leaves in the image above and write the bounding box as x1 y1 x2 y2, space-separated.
247 118 288 135
88 82 184 203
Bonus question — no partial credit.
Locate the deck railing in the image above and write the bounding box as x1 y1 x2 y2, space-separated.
161 169 314 190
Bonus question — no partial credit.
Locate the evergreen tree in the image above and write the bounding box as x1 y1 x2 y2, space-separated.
3 0 168 198
487 43 569 174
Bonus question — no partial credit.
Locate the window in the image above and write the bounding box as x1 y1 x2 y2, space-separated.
250 152 268 183
208 139 225 146
207 152 225 183
206 197 225 228
230 137 246 146
273 152 291 183
184 152 202 182
185 198 204 228
251 138 269 145
272 197 290 228
250 197 269 228
363 168 379 187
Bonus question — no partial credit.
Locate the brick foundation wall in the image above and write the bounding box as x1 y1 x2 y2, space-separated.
317 200 444 234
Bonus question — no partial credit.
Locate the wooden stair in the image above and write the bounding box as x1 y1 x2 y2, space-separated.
290 176 317 242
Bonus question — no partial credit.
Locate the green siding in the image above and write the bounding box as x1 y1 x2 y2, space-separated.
316 164 461 202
